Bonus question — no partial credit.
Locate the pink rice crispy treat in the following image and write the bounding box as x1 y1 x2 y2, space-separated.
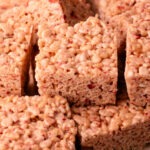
0 0 28 14
125 17 150 107
0 95 77 150
36 16 118 106
109 1 150 44
27 0 65 43
88 0 148 20
87 1 150 48
27 0 65 27
27 0 93 43
0 7 33 97
72 100 150 150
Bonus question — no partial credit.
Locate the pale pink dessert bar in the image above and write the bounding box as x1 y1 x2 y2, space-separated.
88 0 148 20
0 0 28 6
0 95 77 150
125 17 150 107
110 1 150 39
72 100 150 149
36 16 118 106
88 1 150 47
0 7 33 96
0 0 28 14
27 0 65 43
27 0 65 27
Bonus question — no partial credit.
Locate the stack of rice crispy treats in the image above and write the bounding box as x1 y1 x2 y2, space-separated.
0 0 150 149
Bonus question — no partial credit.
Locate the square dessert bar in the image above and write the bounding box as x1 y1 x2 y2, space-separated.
27 0 65 27
0 7 33 97
88 0 137 20
88 0 148 20
36 16 118 106
125 18 150 107
109 1 150 41
0 0 28 14
0 96 77 149
72 100 150 149
27 0 65 44
88 1 150 48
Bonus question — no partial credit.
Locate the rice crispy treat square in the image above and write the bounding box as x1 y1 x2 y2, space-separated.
0 0 28 14
72 100 150 149
36 16 118 106
27 0 65 27
87 1 150 48
125 17 150 107
27 0 65 44
108 1 150 45
88 0 148 20
0 95 77 150
0 7 33 96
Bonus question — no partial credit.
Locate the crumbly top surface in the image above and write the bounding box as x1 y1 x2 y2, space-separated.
0 96 77 150
72 100 150 138
109 0 150 28
95 0 148 18
0 21 32 54
0 0 28 14
126 16 150 77
0 6 30 23
36 16 118 77
27 0 64 27
0 6 33 71
0 6 33 51
0 0 28 7
101 0 137 17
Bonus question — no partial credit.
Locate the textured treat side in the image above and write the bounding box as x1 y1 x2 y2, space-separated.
0 95 77 150
36 16 118 106
0 8 33 96
72 100 150 149
125 18 150 107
